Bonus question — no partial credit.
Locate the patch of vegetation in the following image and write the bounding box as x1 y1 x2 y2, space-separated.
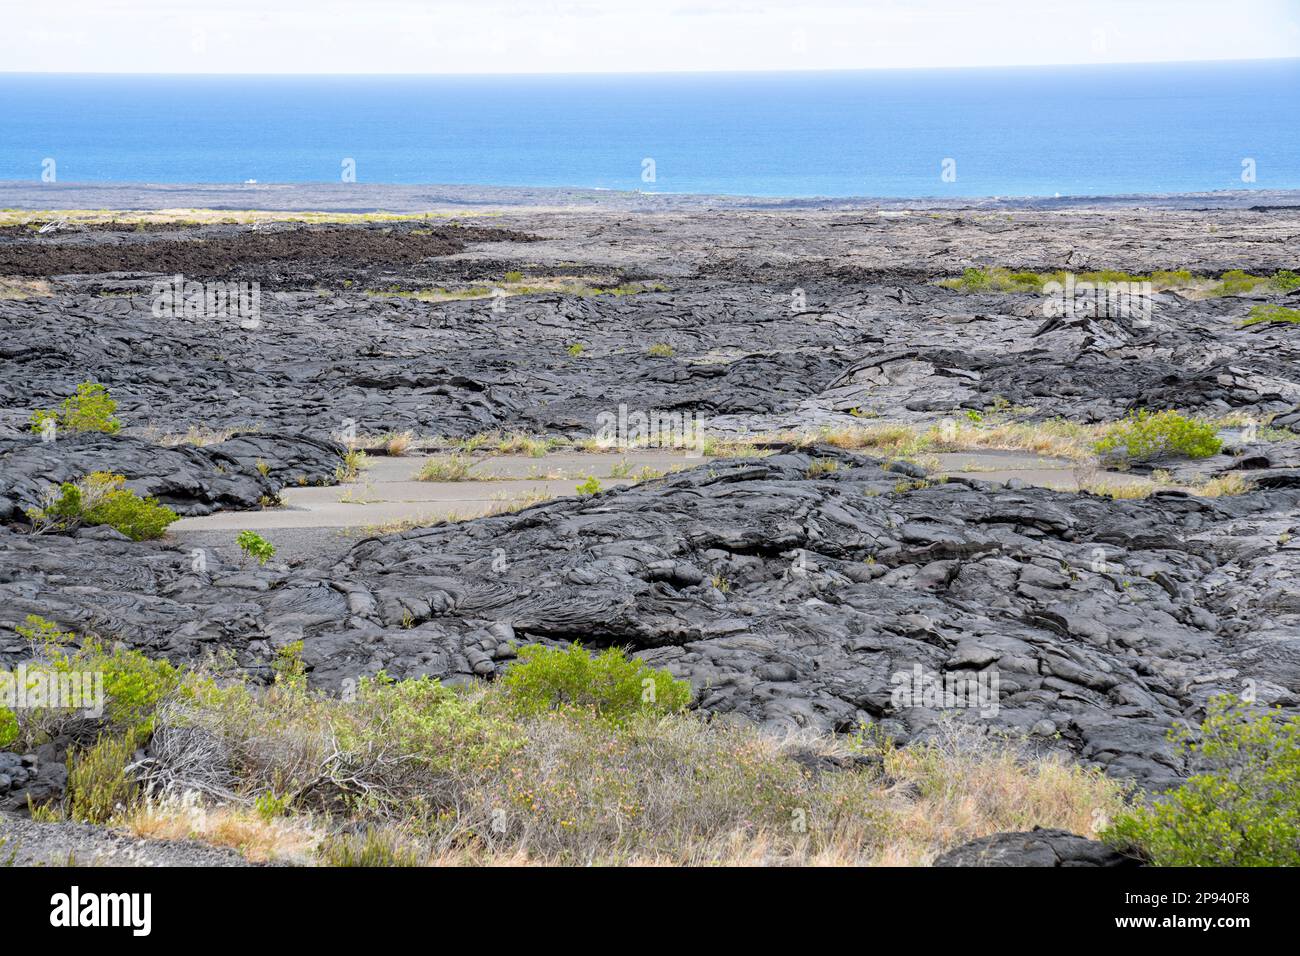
26 472 178 540
498 644 692 725
29 382 121 435
236 530 276 565
1104 697 1300 866
491 433 550 457
254 791 294 823
65 730 139 824
416 454 475 482
335 449 369 482
1094 410 1222 463
452 431 555 458
487 488 556 515
318 828 423 867
0 708 17 748
575 476 602 495
566 343 585 357
17 630 1125 865
4 618 184 751
700 436 766 458
0 277 54 300
1240 304 1300 327
381 431 414 456
646 343 675 358
1207 269 1300 296
936 266 1300 298
938 267 1194 294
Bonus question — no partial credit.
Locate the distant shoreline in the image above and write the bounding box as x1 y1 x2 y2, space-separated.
2 182 1298 213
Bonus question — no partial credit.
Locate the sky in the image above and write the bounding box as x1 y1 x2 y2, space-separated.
6 0 1299 74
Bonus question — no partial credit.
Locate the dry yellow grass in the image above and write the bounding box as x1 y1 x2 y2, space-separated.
0 276 54 300
116 686 1123 868
379 720 1124 867
382 430 415 456
748 420 1099 464
1195 473 1254 497
139 424 249 447
121 798 320 864
487 488 556 514
1080 472 1254 500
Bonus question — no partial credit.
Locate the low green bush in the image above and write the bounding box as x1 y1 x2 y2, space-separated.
0 709 17 748
1104 696 1300 866
1094 410 1222 462
237 530 276 565
64 730 139 824
29 382 121 435
4 616 185 747
939 268 1193 294
1241 304 1300 327
498 644 691 724
26 472 178 540
318 828 423 866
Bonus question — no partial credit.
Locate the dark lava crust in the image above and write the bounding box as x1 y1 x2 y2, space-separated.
2 198 1300 792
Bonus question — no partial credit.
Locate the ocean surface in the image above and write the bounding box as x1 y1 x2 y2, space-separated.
0 60 1296 198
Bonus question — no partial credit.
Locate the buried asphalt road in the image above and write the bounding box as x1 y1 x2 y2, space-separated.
169 449 1157 564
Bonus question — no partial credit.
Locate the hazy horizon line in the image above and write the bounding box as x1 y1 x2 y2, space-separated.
3 54 1296 79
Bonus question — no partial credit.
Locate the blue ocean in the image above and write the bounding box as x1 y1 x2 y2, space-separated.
0 59 1296 197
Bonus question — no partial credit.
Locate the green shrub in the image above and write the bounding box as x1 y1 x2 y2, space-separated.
1094 410 1222 462
941 267 1197 294
254 791 293 822
15 614 74 646
498 644 691 724
29 382 122 435
1149 269 1193 288
1104 697 1300 866
271 640 306 690
337 674 518 775
647 343 675 357
1272 269 1300 292
0 708 17 748
566 343 585 357
416 454 473 482
1241 304 1300 327
335 449 369 482
575 475 601 496
237 530 276 565
25 472 178 540
943 267 991 291
318 828 423 866
5 621 185 743
72 640 183 735
65 730 139 824
1211 269 1269 296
